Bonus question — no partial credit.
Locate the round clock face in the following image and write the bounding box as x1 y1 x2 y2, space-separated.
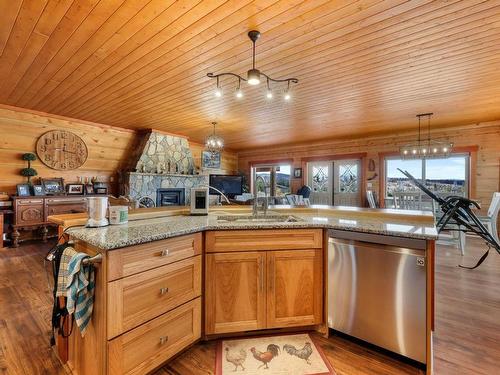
36 130 88 170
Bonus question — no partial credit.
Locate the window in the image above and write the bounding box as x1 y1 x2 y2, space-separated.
385 155 469 206
252 164 291 197
338 162 359 193
311 164 329 192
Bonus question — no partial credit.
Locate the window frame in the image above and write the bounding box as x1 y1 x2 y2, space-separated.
380 149 475 208
251 163 292 197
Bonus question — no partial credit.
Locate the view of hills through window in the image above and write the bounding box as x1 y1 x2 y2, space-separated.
386 156 467 198
255 165 291 197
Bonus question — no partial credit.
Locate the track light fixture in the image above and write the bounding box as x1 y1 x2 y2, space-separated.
207 30 298 101
400 113 453 159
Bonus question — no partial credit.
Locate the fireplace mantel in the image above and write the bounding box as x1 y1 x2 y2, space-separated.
128 172 207 178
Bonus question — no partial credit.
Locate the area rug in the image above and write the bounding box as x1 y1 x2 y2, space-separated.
216 333 336 375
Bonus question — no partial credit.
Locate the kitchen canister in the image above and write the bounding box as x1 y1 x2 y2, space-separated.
108 205 129 225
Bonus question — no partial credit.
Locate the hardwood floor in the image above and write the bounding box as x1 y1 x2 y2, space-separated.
0 237 498 375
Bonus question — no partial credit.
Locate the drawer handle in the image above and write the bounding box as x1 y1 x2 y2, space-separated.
159 336 169 345
160 249 169 257
160 287 169 295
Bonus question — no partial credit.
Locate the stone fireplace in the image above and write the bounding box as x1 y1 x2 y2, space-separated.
120 130 209 206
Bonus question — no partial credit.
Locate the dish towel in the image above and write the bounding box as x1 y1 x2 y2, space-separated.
55 246 78 297
65 252 95 337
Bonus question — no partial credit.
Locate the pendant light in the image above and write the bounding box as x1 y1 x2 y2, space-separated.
207 30 298 101
400 113 453 159
205 122 224 154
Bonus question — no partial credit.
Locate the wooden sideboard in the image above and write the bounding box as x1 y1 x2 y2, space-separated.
12 196 88 247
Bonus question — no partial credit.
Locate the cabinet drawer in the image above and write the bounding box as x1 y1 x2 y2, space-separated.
108 298 201 375
107 255 201 339
46 203 87 216
206 229 323 252
107 233 202 280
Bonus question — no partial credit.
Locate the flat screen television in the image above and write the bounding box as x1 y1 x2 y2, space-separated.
209 175 243 198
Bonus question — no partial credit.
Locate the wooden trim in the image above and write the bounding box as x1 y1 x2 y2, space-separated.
249 159 294 167
426 239 436 374
300 152 367 163
360 156 367 208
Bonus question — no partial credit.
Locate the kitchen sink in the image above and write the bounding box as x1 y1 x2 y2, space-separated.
216 214 302 223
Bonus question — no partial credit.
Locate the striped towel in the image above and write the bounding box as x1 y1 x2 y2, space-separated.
66 252 95 337
56 246 78 297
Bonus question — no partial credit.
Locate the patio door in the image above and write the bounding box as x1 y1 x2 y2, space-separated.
307 162 333 205
333 159 361 206
307 159 361 206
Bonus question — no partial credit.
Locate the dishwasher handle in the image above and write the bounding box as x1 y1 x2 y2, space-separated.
328 229 427 250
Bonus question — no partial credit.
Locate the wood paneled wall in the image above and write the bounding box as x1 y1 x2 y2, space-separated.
238 122 500 214
0 105 237 195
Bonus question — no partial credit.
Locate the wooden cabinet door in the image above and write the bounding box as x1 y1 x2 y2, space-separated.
15 199 44 225
267 249 323 328
205 252 266 334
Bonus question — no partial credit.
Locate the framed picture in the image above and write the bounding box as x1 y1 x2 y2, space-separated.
41 178 64 195
16 184 31 197
94 187 108 195
32 185 45 196
202 151 221 169
294 168 302 178
67 184 85 195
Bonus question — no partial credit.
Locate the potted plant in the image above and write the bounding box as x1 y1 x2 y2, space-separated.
21 153 38 184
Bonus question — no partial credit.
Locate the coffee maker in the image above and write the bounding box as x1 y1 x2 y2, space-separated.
86 196 109 227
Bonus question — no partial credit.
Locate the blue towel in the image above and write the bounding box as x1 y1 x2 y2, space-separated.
66 252 95 337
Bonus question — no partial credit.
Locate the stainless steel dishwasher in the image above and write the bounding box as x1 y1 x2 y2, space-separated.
328 229 427 364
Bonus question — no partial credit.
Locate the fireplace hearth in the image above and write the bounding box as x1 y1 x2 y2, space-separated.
157 188 185 206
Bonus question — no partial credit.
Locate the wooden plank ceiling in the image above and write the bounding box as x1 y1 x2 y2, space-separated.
0 0 499 150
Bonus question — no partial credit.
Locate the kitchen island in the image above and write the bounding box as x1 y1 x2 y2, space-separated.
49 206 437 375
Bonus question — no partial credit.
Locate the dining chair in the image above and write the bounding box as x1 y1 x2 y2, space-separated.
477 192 500 244
392 192 422 210
432 199 466 256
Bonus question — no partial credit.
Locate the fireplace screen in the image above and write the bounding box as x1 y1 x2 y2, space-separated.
156 188 185 206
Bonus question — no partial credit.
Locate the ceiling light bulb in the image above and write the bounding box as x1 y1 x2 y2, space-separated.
284 92 291 101
433 148 438 153
266 90 273 99
412 149 417 154
403 150 408 155
443 147 448 152
247 69 260 85
422 148 427 154
235 90 243 98
214 88 222 97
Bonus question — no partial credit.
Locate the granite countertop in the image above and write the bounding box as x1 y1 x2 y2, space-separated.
66 208 438 250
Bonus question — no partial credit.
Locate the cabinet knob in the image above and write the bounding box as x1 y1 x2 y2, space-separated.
159 336 169 345
160 287 169 295
160 249 169 257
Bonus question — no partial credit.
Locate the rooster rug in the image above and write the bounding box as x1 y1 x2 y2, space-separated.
216 333 335 375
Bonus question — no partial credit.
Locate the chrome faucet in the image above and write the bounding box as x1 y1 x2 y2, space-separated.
200 185 231 205
253 175 268 216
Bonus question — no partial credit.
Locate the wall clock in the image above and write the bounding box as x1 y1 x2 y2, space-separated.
36 130 88 170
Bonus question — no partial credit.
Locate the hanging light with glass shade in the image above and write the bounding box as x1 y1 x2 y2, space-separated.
205 122 224 154
207 30 298 101
400 113 453 159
